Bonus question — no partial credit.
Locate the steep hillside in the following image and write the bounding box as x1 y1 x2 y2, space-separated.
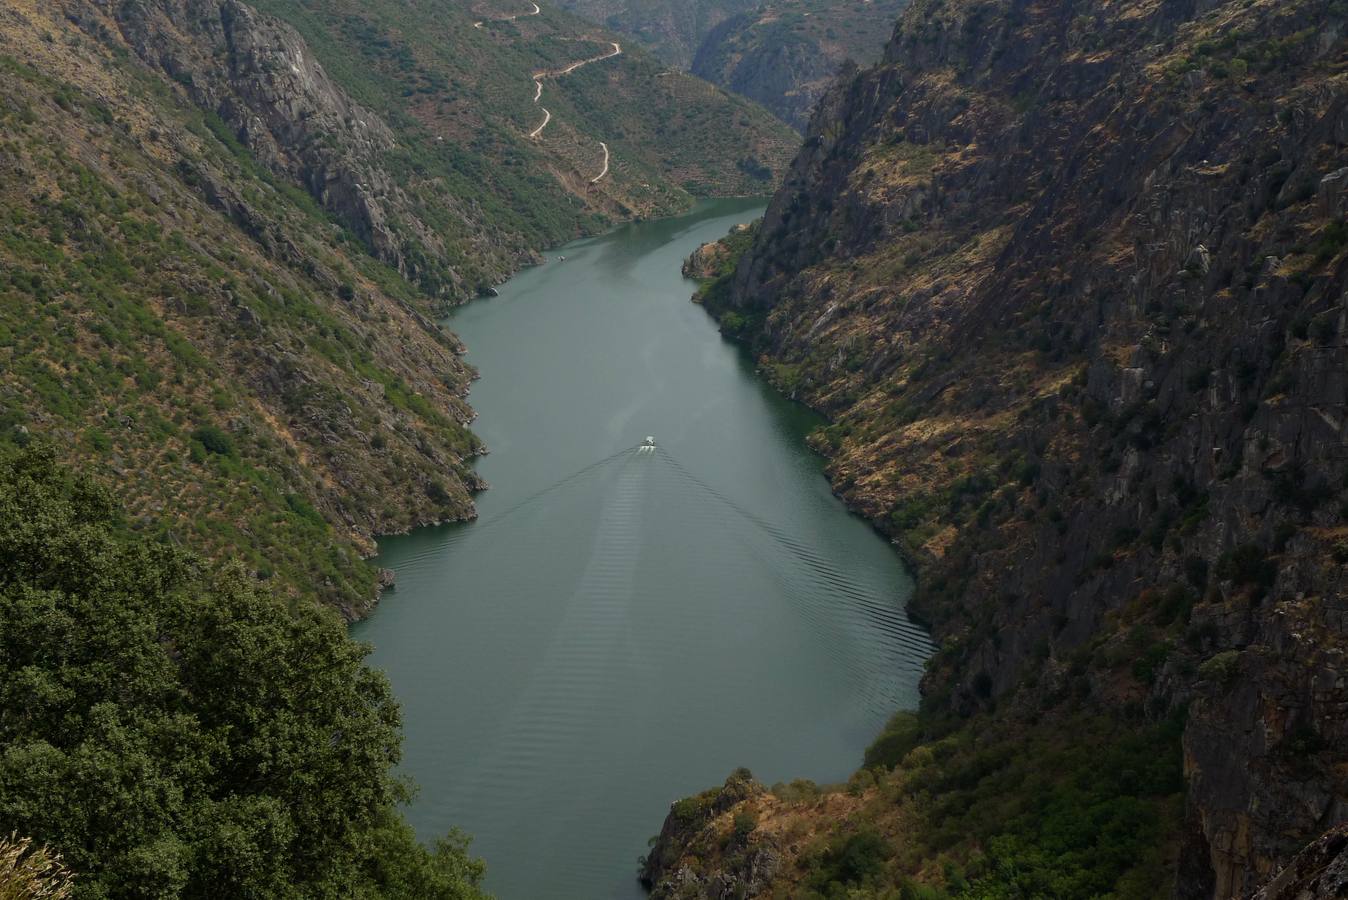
0 447 490 898
648 0 1348 896
249 0 796 230
552 0 756 67
0 3 484 616
0 0 792 617
692 0 908 130
554 0 905 131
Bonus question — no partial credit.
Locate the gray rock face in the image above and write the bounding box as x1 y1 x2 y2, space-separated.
77 0 460 299
689 3 904 133
1321 168 1348 220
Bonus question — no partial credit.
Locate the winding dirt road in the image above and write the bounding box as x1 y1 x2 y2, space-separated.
527 105 551 139
591 141 609 183
473 1 539 28
528 40 622 144
474 3 619 185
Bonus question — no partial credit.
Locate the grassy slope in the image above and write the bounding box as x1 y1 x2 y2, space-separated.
0 11 482 615
250 0 797 215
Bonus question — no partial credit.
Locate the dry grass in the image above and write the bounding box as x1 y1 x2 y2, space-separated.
0 835 73 900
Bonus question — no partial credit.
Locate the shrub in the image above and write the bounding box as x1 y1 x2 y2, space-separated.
1198 650 1241 685
1132 641 1171 685
865 712 923 770
425 480 452 505
189 423 235 457
1215 543 1275 589
806 829 890 890
670 792 715 826
1313 221 1348 264
732 810 757 841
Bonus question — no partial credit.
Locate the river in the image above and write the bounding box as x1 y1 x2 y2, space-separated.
354 198 931 899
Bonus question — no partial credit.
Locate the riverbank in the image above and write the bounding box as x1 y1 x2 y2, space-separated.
357 199 931 899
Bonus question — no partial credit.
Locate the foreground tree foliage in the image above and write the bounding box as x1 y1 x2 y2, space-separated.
0 447 487 898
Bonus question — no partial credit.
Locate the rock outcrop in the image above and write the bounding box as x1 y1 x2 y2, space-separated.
1248 826 1348 900
690 0 907 131
639 770 777 897
69 0 463 299
683 223 750 278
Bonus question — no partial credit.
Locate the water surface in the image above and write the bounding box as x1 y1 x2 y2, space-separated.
356 199 930 899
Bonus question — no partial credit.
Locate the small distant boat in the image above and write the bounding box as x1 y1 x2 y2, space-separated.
638 436 656 454
557 255 567 262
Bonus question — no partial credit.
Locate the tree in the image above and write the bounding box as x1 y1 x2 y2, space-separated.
0 446 486 898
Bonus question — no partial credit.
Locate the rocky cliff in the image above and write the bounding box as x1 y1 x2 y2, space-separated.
72 0 468 301
1249 825 1348 900
650 0 1348 895
691 0 908 130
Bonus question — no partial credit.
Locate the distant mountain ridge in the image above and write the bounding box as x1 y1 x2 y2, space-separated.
553 0 758 67
553 0 907 130
691 0 908 130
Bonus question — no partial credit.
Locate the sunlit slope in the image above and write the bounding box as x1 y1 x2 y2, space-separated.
0 6 484 614
250 0 798 213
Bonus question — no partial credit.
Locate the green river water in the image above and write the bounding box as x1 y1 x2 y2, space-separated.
355 199 931 899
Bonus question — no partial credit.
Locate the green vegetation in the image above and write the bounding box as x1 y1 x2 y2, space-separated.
0 447 486 899
689 221 766 339
0 43 487 612
249 0 794 225
787 710 1185 899
863 711 923 769
904 713 1183 899
803 829 891 895
0 0 794 616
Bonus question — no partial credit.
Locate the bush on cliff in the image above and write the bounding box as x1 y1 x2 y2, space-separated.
0 446 486 899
